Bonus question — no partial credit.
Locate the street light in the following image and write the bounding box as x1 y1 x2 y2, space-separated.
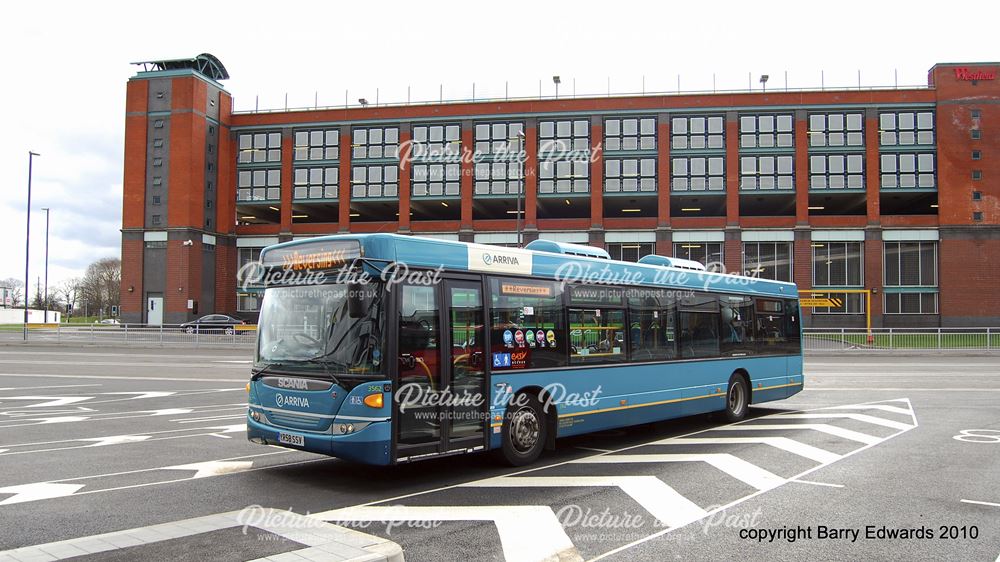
759 74 769 92
358 98 368 107
552 76 561 99
41 208 50 322
23 151 39 341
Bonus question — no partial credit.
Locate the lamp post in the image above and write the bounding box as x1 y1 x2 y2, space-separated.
41 207 50 322
23 151 39 340
759 74 770 92
552 76 561 99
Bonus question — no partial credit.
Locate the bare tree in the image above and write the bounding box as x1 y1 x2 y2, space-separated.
0 278 25 307
57 278 81 314
79 258 121 317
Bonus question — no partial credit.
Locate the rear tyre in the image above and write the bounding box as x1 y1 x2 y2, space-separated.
225 326 235 336
498 393 547 466
724 374 749 423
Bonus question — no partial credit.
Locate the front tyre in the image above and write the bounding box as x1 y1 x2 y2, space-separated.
724 374 749 422
498 393 547 466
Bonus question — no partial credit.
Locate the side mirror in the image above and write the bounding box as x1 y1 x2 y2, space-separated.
348 281 366 319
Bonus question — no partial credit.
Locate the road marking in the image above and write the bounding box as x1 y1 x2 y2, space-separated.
960 499 1000 508
574 446 612 453
0 483 86 506
0 508 401 562
821 404 914 415
771 413 914 431
0 373 246 383
575 453 786 491
103 392 176 400
0 396 94 408
165 460 254 478
0 384 102 391
319 505 579 562
463 475 707 529
791 479 845 488
212 360 252 364
805 387 1000 392
652 436 841 464
81 435 152 447
714 423 882 445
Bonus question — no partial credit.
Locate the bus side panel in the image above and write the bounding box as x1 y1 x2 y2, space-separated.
785 354 805 398
489 355 793 442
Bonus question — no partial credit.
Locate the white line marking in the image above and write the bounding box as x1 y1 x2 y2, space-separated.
575 446 612 453
463 475 707 529
165 461 254 479
772 413 913 431
804 387 1000 392
80 435 151 447
103 392 176 400
575 453 785 491
714 423 882 445
0 396 94 408
821 404 914 415
176 415 245 424
207 433 232 439
960 499 1000 508
0 483 86 506
653 436 841 464
0 384 102 391
317 505 578 562
791 479 844 488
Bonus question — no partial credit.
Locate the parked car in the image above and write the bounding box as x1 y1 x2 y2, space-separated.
94 318 120 325
179 314 245 335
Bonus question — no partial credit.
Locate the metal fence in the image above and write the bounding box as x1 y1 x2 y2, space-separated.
803 328 1000 351
0 323 257 347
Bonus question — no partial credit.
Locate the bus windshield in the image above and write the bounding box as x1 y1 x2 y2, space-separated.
255 283 384 379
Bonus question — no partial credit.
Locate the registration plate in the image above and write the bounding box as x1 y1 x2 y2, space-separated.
278 432 304 447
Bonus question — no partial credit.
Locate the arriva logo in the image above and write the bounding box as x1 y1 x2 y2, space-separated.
482 253 494 266
483 253 519 267
275 394 310 409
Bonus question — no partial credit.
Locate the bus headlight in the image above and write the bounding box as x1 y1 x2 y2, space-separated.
249 410 261 422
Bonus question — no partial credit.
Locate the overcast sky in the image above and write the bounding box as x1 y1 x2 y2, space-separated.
0 0 995 294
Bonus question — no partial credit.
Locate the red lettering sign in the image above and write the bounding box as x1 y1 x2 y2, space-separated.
954 67 997 81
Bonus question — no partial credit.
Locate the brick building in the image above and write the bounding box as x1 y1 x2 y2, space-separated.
120 54 1000 326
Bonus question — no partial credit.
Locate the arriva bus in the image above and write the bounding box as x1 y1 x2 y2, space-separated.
246 234 803 466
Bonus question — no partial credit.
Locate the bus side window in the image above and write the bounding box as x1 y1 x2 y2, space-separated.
755 298 787 354
627 288 677 362
678 292 720 359
399 285 440 388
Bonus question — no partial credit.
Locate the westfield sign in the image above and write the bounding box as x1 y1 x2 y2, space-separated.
954 67 997 81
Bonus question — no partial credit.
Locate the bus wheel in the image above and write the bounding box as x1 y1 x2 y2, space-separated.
499 393 547 466
724 374 749 422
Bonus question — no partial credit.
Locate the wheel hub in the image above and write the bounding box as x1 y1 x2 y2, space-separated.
510 407 540 453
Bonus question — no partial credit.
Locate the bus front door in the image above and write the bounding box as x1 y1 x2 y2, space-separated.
395 280 487 460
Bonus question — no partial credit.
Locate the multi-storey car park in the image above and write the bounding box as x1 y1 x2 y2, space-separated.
119 54 999 327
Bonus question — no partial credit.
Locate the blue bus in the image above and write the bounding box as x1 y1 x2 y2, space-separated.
246 234 803 466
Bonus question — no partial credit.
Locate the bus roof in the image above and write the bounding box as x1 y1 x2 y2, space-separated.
260 233 798 298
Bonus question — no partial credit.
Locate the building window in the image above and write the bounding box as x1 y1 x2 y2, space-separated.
971 109 981 119
412 163 461 197
972 170 983 180
151 214 161 225
671 156 725 191
808 112 864 147
604 117 656 151
153 158 163 167
352 126 399 160
151 195 161 205
411 124 461 159
740 155 794 191
474 161 522 195
812 241 863 286
671 115 724 150
206 200 213 209
880 153 936 189
537 160 588 195
207 181 213 191
293 167 339 200
153 138 164 148
153 120 164 129
879 111 934 146
605 158 656 193
810 154 865 189
883 240 939 315
606 242 655 262
208 144 214 154
973 211 983 222
144 240 167 249
152 177 163 186
237 132 281 164
973 190 983 201
237 248 264 312
673 242 723 270
539 119 590 155
351 164 398 198
474 121 523 156
972 150 982 160
237 168 281 201
742 242 792 282
294 129 340 161
740 114 794 148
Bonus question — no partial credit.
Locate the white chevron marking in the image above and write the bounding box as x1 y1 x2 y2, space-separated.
574 453 785 491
